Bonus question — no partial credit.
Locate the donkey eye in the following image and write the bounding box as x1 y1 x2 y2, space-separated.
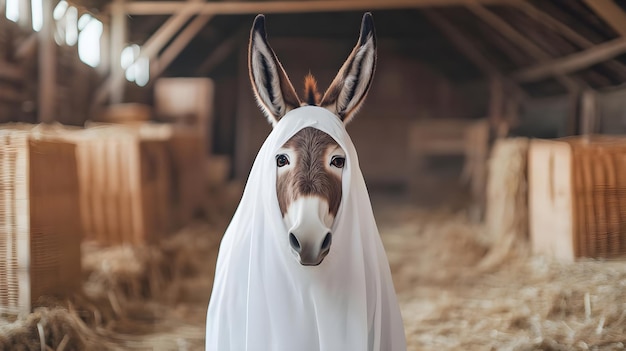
276 154 290 167
330 156 345 168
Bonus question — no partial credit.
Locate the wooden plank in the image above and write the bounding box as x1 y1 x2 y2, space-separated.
467 3 581 91
153 15 215 79
119 0 520 15
582 0 626 37
513 38 626 82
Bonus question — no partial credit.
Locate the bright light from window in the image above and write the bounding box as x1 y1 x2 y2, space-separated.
121 44 140 69
31 0 42 31
6 0 19 22
78 13 92 30
78 18 102 67
53 0 68 21
65 6 78 45
120 44 150 87
134 57 150 87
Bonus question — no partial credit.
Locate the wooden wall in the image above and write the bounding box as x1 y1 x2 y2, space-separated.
233 38 475 188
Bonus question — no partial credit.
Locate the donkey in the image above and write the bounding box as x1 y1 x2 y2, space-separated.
206 13 406 351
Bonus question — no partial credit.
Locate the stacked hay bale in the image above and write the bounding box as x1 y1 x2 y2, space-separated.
481 138 530 269
0 128 82 315
64 125 171 246
529 136 626 261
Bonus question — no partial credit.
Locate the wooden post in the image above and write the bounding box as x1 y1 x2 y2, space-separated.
152 15 214 79
38 0 55 123
110 0 127 104
582 0 626 37
580 90 598 138
488 76 504 137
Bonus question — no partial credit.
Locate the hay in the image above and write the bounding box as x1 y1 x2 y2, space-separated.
382 206 626 351
0 306 109 351
0 221 223 350
481 137 530 270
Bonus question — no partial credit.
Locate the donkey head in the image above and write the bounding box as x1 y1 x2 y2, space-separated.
249 13 376 266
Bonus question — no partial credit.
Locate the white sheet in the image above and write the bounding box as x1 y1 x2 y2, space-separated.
206 106 406 350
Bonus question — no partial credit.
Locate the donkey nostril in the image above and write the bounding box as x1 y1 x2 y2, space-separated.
321 232 332 251
289 233 302 252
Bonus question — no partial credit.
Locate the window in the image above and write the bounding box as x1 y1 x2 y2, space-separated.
31 0 42 31
121 44 150 86
5 0 19 22
78 14 103 67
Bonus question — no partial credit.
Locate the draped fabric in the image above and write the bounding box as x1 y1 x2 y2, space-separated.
206 106 406 351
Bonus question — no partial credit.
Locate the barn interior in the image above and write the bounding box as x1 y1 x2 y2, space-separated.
3 0 626 350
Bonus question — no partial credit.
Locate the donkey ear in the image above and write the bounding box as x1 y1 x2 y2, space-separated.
320 13 377 124
249 14 301 126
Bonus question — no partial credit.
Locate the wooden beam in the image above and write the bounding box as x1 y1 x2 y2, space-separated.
196 27 248 75
139 0 203 63
583 0 626 37
152 15 214 79
515 2 626 80
95 0 204 105
467 3 581 91
424 10 498 76
38 0 55 123
118 0 519 15
513 38 626 82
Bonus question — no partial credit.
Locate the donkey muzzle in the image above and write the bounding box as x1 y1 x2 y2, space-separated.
289 231 332 266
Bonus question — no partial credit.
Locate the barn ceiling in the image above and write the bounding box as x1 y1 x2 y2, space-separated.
69 0 626 97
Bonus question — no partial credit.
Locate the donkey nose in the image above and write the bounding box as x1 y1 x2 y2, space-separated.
289 233 302 253
320 232 332 255
289 231 332 266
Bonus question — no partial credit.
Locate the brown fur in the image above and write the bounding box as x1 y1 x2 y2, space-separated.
277 127 342 217
303 74 321 106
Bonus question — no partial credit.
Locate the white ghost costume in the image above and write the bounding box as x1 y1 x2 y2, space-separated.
205 105 406 351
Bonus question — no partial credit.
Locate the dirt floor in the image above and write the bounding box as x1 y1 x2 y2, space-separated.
2 189 626 350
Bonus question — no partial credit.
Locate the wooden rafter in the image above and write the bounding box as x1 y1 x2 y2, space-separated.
152 15 215 79
513 38 626 82
96 0 204 105
116 0 520 15
582 0 626 37
466 3 581 91
515 1 626 80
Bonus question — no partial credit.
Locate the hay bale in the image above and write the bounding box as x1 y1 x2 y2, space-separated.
63 125 171 246
481 137 530 269
529 136 626 261
0 128 82 316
